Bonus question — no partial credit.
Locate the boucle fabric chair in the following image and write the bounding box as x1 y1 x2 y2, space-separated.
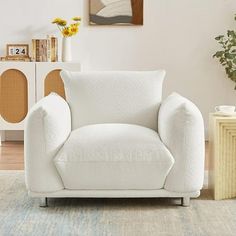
24 70 205 207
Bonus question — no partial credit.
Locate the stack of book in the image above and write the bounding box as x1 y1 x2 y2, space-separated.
32 36 58 62
0 56 31 62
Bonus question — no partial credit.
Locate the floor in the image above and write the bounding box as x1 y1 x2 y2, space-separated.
2 143 234 236
0 142 24 170
1 171 236 236
0 141 209 170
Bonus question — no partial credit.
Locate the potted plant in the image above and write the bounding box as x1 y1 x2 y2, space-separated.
52 16 81 62
213 14 236 89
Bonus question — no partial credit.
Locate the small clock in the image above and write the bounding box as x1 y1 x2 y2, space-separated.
6 44 29 58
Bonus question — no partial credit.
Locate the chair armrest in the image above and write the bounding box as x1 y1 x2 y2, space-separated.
24 93 71 193
158 93 205 192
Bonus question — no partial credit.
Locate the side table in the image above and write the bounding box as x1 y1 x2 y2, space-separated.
209 113 236 200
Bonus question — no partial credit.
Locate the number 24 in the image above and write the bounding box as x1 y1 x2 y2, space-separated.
16 48 25 54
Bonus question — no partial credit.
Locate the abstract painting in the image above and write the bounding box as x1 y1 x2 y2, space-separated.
89 0 143 25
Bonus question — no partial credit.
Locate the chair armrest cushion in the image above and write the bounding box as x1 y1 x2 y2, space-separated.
24 93 71 192
158 93 205 192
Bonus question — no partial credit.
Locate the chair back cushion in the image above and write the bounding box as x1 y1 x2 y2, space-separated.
60 70 165 131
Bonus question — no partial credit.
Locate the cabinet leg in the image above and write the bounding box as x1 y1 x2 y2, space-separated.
181 197 190 207
39 197 48 207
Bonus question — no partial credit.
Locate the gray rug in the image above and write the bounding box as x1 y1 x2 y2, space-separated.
0 171 236 236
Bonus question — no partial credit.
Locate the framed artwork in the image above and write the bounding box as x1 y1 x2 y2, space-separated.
89 0 143 25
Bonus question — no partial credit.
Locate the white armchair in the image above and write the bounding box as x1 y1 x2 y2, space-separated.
24 70 204 207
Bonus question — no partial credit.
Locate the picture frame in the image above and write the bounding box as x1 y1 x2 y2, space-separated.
6 44 29 58
89 0 143 26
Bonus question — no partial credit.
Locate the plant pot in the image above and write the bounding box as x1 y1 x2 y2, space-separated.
62 37 72 62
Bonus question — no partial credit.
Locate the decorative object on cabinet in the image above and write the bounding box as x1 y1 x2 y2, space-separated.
6 44 29 58
0 62 80 144
52 17 81 62
61 37 72 62
32 36 58 62
213 14 236 90
0 56 31 62
49 36 58 62
89 0 143 25
209 113 236 200
0 44 31 61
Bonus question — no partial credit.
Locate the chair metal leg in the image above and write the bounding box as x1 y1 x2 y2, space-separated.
181 197 190 207
39 197 48 207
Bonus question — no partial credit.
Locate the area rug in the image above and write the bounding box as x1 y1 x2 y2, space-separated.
0 171 236 236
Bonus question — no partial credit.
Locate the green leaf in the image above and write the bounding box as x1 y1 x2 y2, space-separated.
228 61 233 67
232 70 236 78
214 51 224 58
225 53 235 59
215 35 224 41
227 30 235 37
220 58 225 63
225 67 232 76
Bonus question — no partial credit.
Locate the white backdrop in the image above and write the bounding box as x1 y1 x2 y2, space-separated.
1 0 236 138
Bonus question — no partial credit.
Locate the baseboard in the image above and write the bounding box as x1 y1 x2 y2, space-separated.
4 131 24 141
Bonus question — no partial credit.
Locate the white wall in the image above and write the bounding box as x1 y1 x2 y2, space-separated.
1 0 236 137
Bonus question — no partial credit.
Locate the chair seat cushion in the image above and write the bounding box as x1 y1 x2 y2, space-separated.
54 124 174 190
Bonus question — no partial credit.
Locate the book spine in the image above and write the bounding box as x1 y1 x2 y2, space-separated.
36 40 40 62
47 37 51 62
39 40 43 62
32 39 36 62
44 39 47 62
43 40 46 62
1 56 31 62
55 37 58 62
51 37 55 62
39 39 48 62
50 37 58 62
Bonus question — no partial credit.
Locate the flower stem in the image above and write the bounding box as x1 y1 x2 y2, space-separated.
57 24 63 36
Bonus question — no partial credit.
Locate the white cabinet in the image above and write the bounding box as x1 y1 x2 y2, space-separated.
0 62 80 144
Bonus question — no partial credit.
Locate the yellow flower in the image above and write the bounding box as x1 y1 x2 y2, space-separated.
62 27 72 37
72 16 81 21
70 24 79 35
52 18 63 24
52 17 81 37
58 19 67 27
